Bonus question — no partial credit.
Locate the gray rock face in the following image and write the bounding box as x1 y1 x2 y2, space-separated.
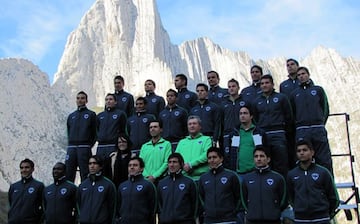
1 0 359 192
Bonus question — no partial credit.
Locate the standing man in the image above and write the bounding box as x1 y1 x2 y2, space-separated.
66 91 97 182
290 66 333 173
175 115 212 181
127 97 156 154
114 75 134 117
159 89 188 151
117 157 157 224
144 79 165 118
241 65 263 103
139 120 172 183
199 147 241 224
174 74 197 113
44 162 78 224
241 146 287 224
97 93 127 160
78 156 116 224
190 83 222 144
207 70 228 105
252 74 293 177
280 58 300 98
157 153 198 224
8 158 44 224
287 140 339 224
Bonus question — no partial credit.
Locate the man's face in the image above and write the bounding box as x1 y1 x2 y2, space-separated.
166 91 177 105
251 67 262 82
144 81 155 93
260 78 274 94
114 79 124 91
254 150 270 167
227 81 239 96
168 157 182 173
52 163 65 180
196 86 208 100
187 118 201 135
20 162 34 178
286 60 299 75
149 122 162 138
128 159 143 176
135 100 145 111
174 77 185 89
105 95 117 108
207 151 223 169
207 72 219 87
88 158 101 174
239 107 252 124
117 137 128 151
76 93 87 107
297 69 310 83
296 144 314 162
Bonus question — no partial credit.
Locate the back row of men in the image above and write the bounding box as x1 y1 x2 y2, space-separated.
67 58 332 184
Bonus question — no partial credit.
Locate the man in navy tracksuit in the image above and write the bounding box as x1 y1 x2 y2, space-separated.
66 91 97 182
174 74 198 113
199 147 241 224
252 74 293 177
159 89 188 151
157 153 198 224
77 156 117 224
207 70 228 105
44 162 77 224
287 140 339 224
114 75 134 117
117 157 157 224
290 67 333 174
127 97 156 154
241 65 263 103
241 146 288 224
8 158 44 224
97 93 127 160
144 79 165 119
190 83 222 143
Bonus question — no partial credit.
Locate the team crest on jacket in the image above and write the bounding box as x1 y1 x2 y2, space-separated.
60 188 67 195
185 94 190 99
179 183 185 190
142 118 148 123
28 187 35 194
218 93 223 98
159 146 164 150
84 114 89 119
122 97 127 102
311 173 319 181
273 97 279 103
152 98 157 103
136 185 143 191
198 141 203 144
174 111 180 116
266 178 274 185
205 106 211 111
98 186 104 192
221 177 228 184
112 114 118 119
239 101 245 106
311 90 317 96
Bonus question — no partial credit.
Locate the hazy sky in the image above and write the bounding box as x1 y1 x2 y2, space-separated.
0 0 359 83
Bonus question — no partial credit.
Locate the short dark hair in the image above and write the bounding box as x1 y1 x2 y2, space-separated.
136 96 147 105
89 155 104 167
253 145 271 157
166 89 178 97
196 83 209 91
145 79 156 87
176 74 188 85
239 105 253 116
150 120 163 129
286 58 299 66
168 153 185 168
20 158 34 168
260 74 274 84
105 93 117 101
297 67 310 75
251 65 263 75
114 75 124 83
207 147 224 158
228 78 239 87
129 157 145 168
77 91 88 100
54 162 66 172
207 70 219 79
296 139 314 151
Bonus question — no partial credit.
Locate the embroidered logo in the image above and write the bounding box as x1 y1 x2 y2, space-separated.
179 183 185 190
28 187 35 194
204 180 210 185
249 180 255 184
159 146 164 150
218 93 223 97
311 90 317 96
174 111 180 116
311 173 319 181
142 118 148 123
136 185 143 191
162 186 168 190
273 97 279 103
221 177 228 184
185 94 190 99
240 101 245 106
205 106 211 111
267 178 274 185
112 114 118 119
60 188 67 195
152 98 157 103
98 186 104 192
84 114 89 119
122 97 127 102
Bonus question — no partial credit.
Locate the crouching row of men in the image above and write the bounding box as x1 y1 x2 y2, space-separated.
8 139 339 224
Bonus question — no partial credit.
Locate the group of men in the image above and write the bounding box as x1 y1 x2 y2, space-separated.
8 58 340 224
